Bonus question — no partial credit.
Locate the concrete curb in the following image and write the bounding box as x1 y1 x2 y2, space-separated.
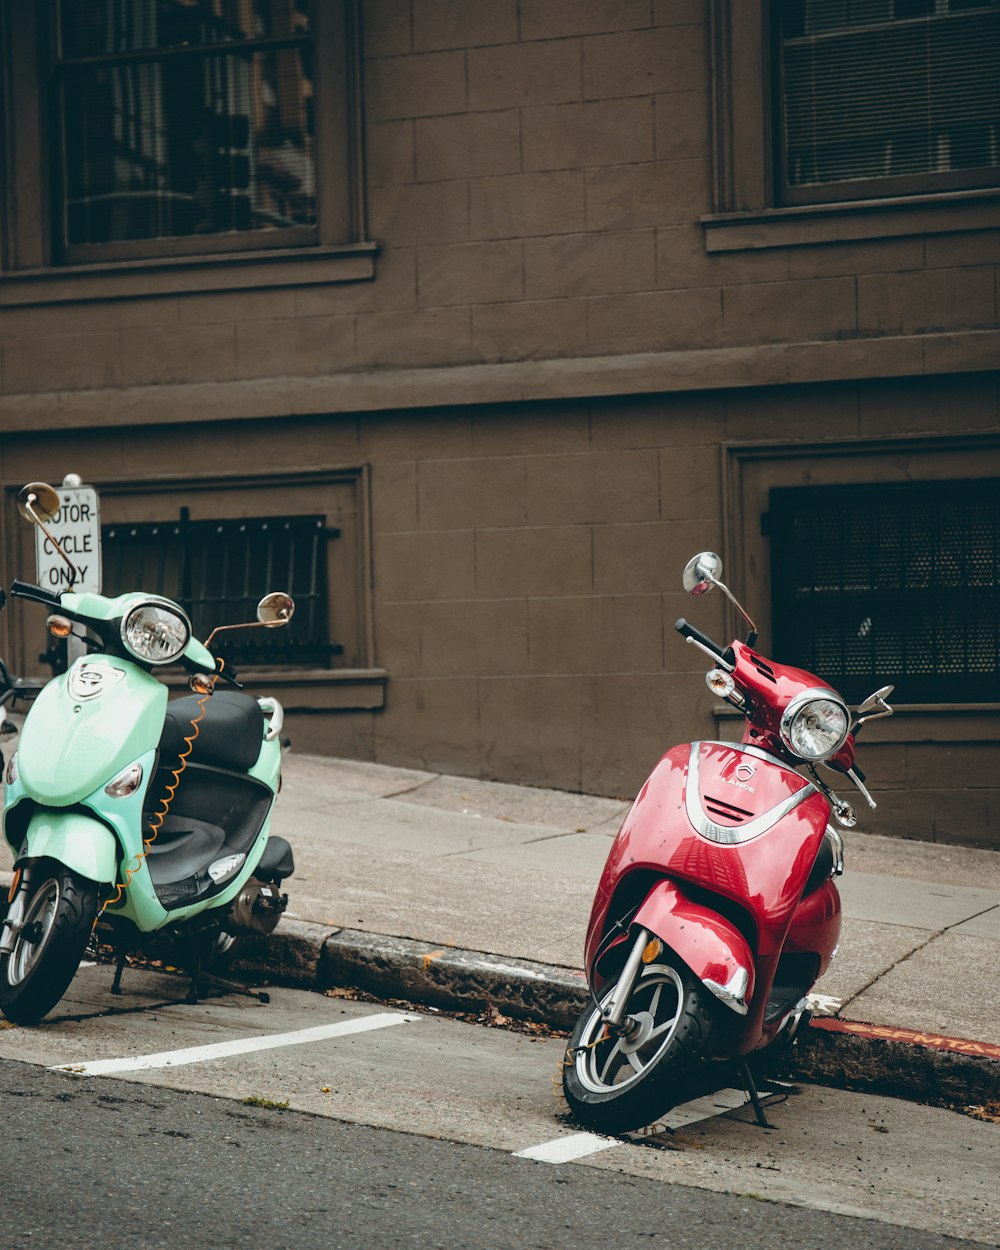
232 920 1000 1108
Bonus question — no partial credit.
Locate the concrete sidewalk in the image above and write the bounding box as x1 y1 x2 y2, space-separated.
2 747 999 1106
243 751 1000 1108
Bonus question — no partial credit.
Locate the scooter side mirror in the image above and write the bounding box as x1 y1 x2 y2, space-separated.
204 593 296 650
16 482 61 526
257 592 295 628
682 552 723 597
856 684 895 716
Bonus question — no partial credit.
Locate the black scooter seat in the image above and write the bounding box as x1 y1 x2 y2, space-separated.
159 690 264 773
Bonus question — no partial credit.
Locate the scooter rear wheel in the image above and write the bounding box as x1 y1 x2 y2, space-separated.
562 953 716 1135
0 861 98 1026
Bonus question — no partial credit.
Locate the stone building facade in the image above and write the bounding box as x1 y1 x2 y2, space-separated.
1 1 997 845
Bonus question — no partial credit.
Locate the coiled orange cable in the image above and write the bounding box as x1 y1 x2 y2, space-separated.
99 664 222 913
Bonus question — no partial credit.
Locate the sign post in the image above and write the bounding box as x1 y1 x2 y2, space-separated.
33 474 101 668
33 476 102 596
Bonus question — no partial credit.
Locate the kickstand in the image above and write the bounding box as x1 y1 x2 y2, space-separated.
740 1060 774 1129
197 968 270 1005
110 949 129 996
185 951 203 1004
185 945 270 1006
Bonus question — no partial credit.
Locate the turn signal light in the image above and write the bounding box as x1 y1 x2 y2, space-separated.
46 615 73 638
641 937 663 964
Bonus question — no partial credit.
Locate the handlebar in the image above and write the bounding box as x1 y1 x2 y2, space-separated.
9 579 62 607
674 618 734 668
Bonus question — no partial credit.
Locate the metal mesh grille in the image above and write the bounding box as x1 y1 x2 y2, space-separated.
768 479 1000 702
102 512 339 667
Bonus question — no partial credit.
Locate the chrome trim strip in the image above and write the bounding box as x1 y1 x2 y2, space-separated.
685 741 817 845
703 967 750 1015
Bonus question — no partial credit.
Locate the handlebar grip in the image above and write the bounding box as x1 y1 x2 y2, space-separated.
9 579 61 606
674 617 727 661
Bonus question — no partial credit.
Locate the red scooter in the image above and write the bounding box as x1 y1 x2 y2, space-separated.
562 552 894 1134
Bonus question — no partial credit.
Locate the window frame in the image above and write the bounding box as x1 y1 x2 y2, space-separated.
2 465 386 710
723 427 1000 736
772 1 1000 209
703 0 1000 252
0 0 372 297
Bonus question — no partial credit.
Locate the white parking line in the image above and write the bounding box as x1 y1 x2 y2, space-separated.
514 1088 749 1164
515 1133 619 1163
50 1011 420 1076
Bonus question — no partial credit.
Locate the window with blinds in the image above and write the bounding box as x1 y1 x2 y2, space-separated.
767 479 1000 703
775 0 1000 203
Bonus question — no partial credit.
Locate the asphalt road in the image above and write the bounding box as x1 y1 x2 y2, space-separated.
0 964 995 1249
1 1059 983 1250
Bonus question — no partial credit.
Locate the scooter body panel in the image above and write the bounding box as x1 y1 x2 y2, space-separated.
586 739 837 1047
630 878 756 1013
17 656 167 806
16 809 118 884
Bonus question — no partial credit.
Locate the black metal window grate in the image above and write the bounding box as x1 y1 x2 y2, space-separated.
102 511 340 667
767 479 1000 703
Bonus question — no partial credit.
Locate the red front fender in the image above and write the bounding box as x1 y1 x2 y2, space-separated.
634 879 755 1016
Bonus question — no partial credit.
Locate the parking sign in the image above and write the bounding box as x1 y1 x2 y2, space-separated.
34 484 102 594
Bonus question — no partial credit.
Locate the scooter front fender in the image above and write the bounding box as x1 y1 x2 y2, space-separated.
634 879 755 1016
16 810 118 885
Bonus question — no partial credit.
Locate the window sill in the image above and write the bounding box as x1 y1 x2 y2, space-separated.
0 242 379 307
165 667 387 712
713 702 1000 744
701 190 1000 254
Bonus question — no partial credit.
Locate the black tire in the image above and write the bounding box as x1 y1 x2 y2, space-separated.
562 953 717 1135
0 861 98 1025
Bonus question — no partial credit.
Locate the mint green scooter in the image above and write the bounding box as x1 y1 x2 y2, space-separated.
1 483 296 1024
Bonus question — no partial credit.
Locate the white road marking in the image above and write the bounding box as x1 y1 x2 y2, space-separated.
514 1088 749 1164
50 1011 420 1076
515 1133 619 1163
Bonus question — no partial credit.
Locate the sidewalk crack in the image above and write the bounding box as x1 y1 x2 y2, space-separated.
839 901 999 1012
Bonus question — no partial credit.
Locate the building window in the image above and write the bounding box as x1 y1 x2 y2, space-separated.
774 0 1000 205
1 0 361 272
102 512 342 668
767 479 1000 703
56 0 316 258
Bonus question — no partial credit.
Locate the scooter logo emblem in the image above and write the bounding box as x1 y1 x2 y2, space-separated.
724 760 757 794
68 664 126 701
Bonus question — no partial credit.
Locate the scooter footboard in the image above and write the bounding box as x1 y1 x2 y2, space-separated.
17 810 118 885
633 879 755 1016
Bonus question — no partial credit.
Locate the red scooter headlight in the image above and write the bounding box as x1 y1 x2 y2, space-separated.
779 690 850 762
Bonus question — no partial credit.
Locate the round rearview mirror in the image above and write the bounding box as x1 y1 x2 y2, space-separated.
17 482 61 525
682 551 723 597
257 592 295 628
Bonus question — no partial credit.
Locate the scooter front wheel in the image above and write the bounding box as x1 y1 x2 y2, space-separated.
562 952 716 1135
0 861 98 1026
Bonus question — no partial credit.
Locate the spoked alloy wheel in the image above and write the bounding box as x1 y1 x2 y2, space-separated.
0 862 98 1026
563 951 716 1135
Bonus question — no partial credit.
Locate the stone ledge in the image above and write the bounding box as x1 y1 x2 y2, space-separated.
1 331 996 432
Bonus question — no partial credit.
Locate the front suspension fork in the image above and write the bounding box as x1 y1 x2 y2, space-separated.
599 926 649 1033
0 866 32 956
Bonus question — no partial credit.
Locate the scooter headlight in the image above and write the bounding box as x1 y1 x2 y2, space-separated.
121 601 191 665
779 691 850 762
